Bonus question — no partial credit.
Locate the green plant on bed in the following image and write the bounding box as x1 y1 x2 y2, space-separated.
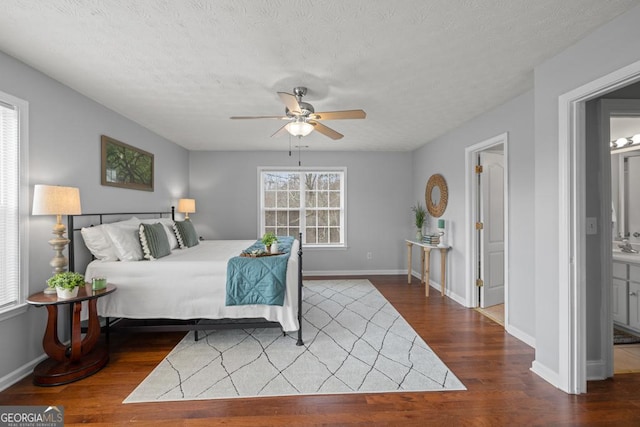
47 271 85 290
261 232 278 247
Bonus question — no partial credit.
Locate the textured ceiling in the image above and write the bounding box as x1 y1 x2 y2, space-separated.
0 1 638 151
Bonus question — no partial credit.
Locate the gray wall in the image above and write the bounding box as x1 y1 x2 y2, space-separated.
188 150 413 274
0 51 189 386
533 3 640 376
412 90 535 340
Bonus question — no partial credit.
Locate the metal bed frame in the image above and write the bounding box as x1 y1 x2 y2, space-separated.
68 208 304 346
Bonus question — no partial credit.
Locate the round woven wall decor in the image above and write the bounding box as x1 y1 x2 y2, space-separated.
425 174 448 218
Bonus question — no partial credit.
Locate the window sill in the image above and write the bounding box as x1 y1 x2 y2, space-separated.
0 304 28 322
304 245 348 251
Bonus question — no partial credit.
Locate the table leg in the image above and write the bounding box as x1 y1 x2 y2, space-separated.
33 298 109 386
407 242 413 284
42 305 66 362
440 248 447 296
424 247 431 297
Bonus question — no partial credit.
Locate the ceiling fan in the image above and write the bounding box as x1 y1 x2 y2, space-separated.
230 87 366 140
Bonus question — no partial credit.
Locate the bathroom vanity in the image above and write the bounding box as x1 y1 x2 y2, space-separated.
612 250 640 333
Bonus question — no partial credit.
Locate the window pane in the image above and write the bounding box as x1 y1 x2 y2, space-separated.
289 191 300 208
289 173 299 188
317 191 328 208
277 211 288 226
277 191 287 208
276 227 288 236
329 174 341 190
265 210 276 226
306 228 317 244
329 191 340 207
289 210 299 226
265 227 276 235
318 227 329 243
329 210 340 226
264 191 276 208
317 210 328 226
330 228 341 243
290 227 300 238
306 210 316 226
318 174 329 190
305 191 316 208
304 174 317 190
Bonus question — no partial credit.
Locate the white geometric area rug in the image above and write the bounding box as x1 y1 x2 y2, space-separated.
124 279 465 403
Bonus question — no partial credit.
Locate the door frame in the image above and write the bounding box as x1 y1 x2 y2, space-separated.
597 99 640 379
558 60 640 394
465 133 509 321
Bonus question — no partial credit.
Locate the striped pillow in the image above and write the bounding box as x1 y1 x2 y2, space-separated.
139 223 171 260
174 220 199 248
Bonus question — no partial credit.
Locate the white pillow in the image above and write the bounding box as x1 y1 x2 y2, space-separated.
103 217 143 261
140 217 178 250
80 225 118 261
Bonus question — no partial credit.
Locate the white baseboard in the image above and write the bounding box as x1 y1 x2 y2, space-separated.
303 269 405 276
586 359 607 380
530 360 561 390
506 324 536 348
0 353 47 392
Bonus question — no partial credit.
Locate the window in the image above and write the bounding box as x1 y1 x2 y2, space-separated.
0 91 28 318
259 168 346 247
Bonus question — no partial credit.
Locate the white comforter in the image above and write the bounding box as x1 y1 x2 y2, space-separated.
84 240 300 332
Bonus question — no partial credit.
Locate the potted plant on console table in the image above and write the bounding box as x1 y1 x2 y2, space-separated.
47 271 86 299
411 202 427 241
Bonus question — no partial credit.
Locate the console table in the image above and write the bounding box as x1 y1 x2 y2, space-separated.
27 284 116 386
405 240 451 297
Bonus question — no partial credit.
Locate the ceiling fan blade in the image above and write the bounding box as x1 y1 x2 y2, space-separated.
310 110 366 120
230 115 288 120
311 122 343 140
277 92 302 115
270 123 290 138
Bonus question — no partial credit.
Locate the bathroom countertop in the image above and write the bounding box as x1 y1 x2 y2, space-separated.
613 248 640 264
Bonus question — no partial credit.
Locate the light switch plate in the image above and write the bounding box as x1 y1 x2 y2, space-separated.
586 217 597 235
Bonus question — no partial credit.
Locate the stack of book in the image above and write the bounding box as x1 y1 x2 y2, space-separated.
422 234 440 245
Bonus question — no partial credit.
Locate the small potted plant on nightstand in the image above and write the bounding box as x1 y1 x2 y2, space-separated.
261 232 278 254
47 271 86 299
411 202 427 241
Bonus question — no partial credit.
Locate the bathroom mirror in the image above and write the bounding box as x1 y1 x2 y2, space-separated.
611 115 640 240
613 148 640 239
425 174 448 218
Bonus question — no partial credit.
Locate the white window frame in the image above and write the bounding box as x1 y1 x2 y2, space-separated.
258 167 347 248
0 90 29 321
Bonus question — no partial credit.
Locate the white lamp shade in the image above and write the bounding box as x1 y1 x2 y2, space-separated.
286 121 314 137
32 185 82 215
177 198 196 214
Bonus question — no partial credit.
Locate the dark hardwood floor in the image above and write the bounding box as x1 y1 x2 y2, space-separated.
2 275 640 426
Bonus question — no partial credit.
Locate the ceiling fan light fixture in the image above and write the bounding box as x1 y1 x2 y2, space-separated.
286 120 314 137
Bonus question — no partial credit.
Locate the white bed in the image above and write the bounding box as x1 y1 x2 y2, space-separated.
83 239 300 332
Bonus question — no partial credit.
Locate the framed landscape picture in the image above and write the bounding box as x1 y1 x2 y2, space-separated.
101 135 154 191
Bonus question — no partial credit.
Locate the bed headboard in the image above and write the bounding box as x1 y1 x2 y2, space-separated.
67 207 175 273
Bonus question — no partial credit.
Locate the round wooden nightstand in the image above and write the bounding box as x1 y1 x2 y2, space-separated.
27 283 116 386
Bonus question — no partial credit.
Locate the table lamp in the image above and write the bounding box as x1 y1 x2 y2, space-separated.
32 185 82 292
177 198 196 220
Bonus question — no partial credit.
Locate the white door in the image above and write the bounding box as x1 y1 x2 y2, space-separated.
479 151 505 308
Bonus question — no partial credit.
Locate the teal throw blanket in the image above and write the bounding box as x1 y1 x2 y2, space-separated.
225 236 294 306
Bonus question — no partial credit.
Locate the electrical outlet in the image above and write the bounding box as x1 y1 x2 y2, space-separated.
366 252 373 260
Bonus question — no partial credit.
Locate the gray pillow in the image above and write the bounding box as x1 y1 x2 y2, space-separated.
139 223 171 260
174 220 199 248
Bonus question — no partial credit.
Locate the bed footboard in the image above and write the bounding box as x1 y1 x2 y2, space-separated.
297 232 304 346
